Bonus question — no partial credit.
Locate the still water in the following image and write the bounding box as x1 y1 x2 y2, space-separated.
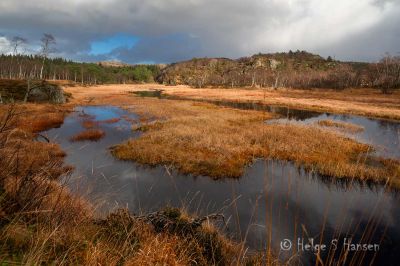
44 105 400 265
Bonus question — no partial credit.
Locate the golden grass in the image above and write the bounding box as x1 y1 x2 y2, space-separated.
1 104 255 265
111 97 400 186
81 117 120 130
26 113 65 133
70 129 105 142
9 104 70 133
100 117 121 124
64 84 400 121
81 118 120 131
317 119 364 133
0 104 68 135
60 83 400 186
81 120 98 129
160 86 400 121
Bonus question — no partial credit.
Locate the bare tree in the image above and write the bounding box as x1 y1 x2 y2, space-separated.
39 33 56 80
10 36 28 55
10 36 28 79
374 54 400 94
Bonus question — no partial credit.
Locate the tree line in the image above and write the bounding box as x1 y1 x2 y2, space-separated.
0 54 161 84
0 34 161 84
1 34 399 93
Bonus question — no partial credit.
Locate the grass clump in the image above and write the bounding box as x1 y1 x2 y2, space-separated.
22 113 65 133
317 119 364 133
81 120 98 129
99 117 121 124
6 104 69 133
111 98 400 186
70 129 105 142
81 117 120 129
1 104 260 265
93 207 247 265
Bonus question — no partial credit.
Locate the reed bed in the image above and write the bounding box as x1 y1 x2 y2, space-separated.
112 98 400 187
100 117 121 124
64 84 400 120
1 104 262 265
81 120 98 129
317 119 364 133
70 129 105 142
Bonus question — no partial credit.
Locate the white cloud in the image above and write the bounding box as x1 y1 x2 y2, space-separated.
0 37 11 54
252 0 389 51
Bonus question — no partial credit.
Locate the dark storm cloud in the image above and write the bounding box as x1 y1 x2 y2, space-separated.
0 0 399 63
112 33 203 63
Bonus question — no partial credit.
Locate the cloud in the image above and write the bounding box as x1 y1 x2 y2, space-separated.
112 33 203 63
0 0 398 63
0 37 11 54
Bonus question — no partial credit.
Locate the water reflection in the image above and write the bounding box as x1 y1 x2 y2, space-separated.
44 106 400 265
130 90 322 120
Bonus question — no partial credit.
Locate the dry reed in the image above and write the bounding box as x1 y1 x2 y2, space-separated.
70 129 105 142
111 98 400 186
1 104 258 265
317 119 364 133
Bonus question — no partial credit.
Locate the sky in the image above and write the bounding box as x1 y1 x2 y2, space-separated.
0 0 399 64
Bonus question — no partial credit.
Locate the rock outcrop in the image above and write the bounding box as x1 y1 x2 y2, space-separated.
0 79 66 104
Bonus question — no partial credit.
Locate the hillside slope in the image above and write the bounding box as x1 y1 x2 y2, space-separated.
157 51 377 89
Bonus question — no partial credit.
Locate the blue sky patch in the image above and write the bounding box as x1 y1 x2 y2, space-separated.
90 33 139 55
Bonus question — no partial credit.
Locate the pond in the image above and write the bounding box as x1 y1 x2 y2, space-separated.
44 105 400 265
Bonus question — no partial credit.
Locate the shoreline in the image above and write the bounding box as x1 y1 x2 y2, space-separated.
64 84 400 121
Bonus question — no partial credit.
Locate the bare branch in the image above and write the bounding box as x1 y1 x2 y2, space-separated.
10 36 28 55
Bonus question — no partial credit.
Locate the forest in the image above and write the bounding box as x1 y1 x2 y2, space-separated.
0 54 161 84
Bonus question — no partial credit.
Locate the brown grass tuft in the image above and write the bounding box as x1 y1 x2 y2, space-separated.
70 129 105 142
1 104 255 265
100 117 121 124
317 119 364 133
24 113 65 133
81 118 120 130
81 120 98 129
0 103 69 133
111 98 400 186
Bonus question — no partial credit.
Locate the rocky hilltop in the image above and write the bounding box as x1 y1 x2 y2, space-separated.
157 51 372 89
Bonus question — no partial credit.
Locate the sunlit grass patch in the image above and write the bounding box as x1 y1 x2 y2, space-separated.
81 120 98 129
24 113 65 133
317 119 364 133
99 117 121 124
1 103 258 265
0 103 69 133
17 108 67 133
111 97 400 186
70 129 105 142
82 118 120 130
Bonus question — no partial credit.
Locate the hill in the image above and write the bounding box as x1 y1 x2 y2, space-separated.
157 50 397 91
1 51 398 92
97 60 132 68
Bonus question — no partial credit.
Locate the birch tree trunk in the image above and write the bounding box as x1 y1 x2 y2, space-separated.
24 78 31 103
